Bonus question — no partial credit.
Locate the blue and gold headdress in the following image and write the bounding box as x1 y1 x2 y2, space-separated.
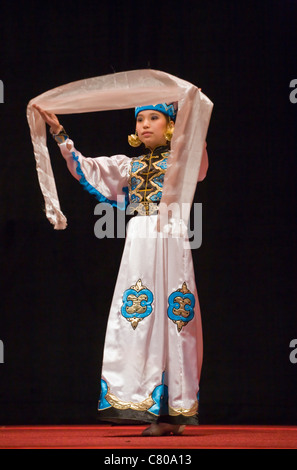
135 102 177 121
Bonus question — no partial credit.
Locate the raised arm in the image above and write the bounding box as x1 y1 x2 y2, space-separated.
33 105 131 207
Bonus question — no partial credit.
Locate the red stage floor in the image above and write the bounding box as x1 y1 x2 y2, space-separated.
0 425 297 449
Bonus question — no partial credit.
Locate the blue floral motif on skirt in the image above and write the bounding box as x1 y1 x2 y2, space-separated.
121 279 154 329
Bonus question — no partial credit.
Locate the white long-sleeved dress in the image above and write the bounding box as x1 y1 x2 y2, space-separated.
59 138 208 425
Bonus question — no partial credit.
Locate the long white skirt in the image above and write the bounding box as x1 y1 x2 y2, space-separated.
97 215 203 424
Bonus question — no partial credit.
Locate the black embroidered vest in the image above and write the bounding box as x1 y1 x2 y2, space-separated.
128 145 169 215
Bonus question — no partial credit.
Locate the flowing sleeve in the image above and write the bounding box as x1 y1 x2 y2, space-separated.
197 142 209 182
59 138 131 209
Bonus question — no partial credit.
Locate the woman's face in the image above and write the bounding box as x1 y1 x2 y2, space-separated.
136 110 170 150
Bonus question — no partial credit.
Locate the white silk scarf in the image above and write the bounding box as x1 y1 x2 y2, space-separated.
26 69 213 229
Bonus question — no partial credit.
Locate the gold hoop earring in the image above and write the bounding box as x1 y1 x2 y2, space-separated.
164 124 174 142
128 131 142 147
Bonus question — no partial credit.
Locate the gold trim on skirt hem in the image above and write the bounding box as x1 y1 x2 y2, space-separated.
169 401 198 417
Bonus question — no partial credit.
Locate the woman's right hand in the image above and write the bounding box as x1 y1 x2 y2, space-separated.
33 104 62 134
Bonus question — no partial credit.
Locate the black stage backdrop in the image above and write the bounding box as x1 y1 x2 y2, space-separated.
0 0 296 425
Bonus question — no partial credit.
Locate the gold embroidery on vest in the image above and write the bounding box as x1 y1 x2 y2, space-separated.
128 148 169 215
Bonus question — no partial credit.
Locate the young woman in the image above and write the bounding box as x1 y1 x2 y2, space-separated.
33 102 208 436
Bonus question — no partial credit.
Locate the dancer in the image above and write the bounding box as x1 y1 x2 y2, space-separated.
33 100 208 436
